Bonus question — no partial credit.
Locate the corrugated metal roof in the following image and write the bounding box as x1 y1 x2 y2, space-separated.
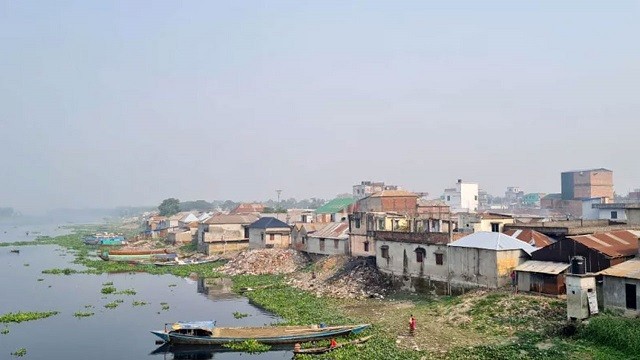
568 230 640 258
503 229 555 248
315 198 357 214
448 232 537 255
230 203 265 214
248 217 290 229
599 258 640 279
204 214 259 225
515 260 570 275
307 222 349 240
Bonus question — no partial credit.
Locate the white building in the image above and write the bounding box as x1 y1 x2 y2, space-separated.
443 179 478 213
353 181 399 199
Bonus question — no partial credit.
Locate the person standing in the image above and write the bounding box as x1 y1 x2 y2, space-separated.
409 314 416 336
330 338 338 348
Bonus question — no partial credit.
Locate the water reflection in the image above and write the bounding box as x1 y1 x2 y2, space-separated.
150 344 294 360
197 278 238 300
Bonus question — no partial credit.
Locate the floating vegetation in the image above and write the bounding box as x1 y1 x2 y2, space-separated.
1 327 8 335
23 263 29 267
101 286 116 294
116 289 136 295
84 305 94 309
11 348 26 357
73 312 94 318
0 311 59 324
102 281 113 286
160 302 170 311
42 268 79 275
223 339 270 353
104 302 119 309
233 311 249 319
168 284 177 287
132 301 148 307
37 278 44 282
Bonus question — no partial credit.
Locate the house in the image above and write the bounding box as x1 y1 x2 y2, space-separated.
530 230 640 273
230 203 265 214
447 232 535 289
443 179 478 213
504 219 640 239
349 212 409 257
167 230 193 245
592 203 640 222
291 223 327 251
355 190 419 214
599 258 640 315
197 214 258 254
305 222 350 256
248 217 291 249
142 215 166 238
287 209 315 223
314 198 356 223
502 229 555 248
353 180 400 199
375 231 464 292
178 212 199 228
514 260 570 295
457 212 514 233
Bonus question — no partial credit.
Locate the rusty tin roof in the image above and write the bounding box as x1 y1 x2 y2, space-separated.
568 230 640 258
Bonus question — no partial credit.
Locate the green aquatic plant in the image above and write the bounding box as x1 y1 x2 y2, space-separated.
132 301 148 306
116 289 136 295
23 263 29 267
11 348 26 357
102 281 113 286
0 311 59 324
84 305 93 308
37 278 44 282
160 302 170 311
223 339 271 353
42 268 78 275
73 311 94 318
1 327 9 335
232 311 249 319
104 302 119 309
101 286 116 294
168 284 177 287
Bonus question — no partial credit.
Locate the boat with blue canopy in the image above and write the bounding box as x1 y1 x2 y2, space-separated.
151 321 370 345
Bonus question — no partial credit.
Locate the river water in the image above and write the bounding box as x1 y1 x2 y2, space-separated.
0 221 292 360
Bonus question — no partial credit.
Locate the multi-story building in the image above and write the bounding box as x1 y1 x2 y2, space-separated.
443 179 478 213
353 181 400 199
561 168 614 201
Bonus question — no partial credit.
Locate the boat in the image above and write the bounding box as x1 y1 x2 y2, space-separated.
99 248 177 262
293 335 372 355
151 321 370 345
84 233 126 246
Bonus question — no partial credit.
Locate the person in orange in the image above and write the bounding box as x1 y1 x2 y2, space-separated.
329 338 338 348
409 314 416 336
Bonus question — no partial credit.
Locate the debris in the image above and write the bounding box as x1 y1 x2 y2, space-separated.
220 249 308 276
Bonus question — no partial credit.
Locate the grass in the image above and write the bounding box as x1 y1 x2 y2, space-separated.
577 315 640 356
0 311 59 324
223 339 271 353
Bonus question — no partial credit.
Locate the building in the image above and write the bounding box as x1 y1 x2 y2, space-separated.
600 258 640 315
502 229 555 248
457 212 514 233
592 203 639 222
561 168 614 201
291 223 326 251
349 212 409 257
447 232 535 289
305 222 350 256
356 190 419 214
514 261 570 295
314 198 356 223
530 230 640 273
505 187 524 205
248 217 291 249
504 219 640 240
230 203 265 214
353 181 399 199
443 179 478 213
197 214 258 254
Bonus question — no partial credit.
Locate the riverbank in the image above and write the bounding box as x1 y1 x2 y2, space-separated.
3 227 637 359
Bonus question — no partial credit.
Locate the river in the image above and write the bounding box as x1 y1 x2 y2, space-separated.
0 221 292 360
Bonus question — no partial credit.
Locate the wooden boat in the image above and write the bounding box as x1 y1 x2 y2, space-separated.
99 248 176 262
10 249 20 254
151 321 370 345
83 233 126 246
294 335 372 355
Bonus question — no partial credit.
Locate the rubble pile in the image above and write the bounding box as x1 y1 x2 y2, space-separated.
289 257 392 299
220 249 309 275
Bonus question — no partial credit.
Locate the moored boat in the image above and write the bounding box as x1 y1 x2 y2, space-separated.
99 248 176 262
84 233 126 246
151 321 370 345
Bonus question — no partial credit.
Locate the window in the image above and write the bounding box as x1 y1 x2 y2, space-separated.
334 239 339 249
261 233 264 241
269 233 275 241
355 218 361 228
378 219 385 230
380 245 389 259
474 195 478 201
611 211 618 219
302 236 306 244
491 223 500 232
364 241 370 252
446 196 450 201
415 248 426 263
435 253 444 265
319 239 325 251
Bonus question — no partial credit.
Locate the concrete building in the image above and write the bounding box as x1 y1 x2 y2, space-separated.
291 223 326 252
248 217 291 249
443 179 478 213
353 181 399 199
197 214 258 254
561 168 614 201
356 190 418 214
592 203 637 222
314 198 356 223
349 212 409 257
566 274 598 320
457 212 514 233
600 258 640 315
447 232 535 289
305 222 350 256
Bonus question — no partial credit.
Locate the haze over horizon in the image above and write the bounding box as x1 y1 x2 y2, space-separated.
1 1 639 214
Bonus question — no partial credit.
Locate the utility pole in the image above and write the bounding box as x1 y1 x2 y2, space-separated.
276 189 283 209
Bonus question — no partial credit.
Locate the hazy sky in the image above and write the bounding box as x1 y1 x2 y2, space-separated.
1 1 639 213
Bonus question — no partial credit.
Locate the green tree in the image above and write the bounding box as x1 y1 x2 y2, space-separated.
158 198 180 216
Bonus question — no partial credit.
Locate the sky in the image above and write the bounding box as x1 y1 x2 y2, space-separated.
1 1 639 213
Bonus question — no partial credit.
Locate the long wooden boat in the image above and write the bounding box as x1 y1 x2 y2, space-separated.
99 248 176 262
294 335 372 355
151 321 370 345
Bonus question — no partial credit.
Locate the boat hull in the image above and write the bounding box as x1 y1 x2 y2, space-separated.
151 324 370 345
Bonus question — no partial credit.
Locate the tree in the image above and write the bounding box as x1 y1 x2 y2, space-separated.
158 198 180 216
